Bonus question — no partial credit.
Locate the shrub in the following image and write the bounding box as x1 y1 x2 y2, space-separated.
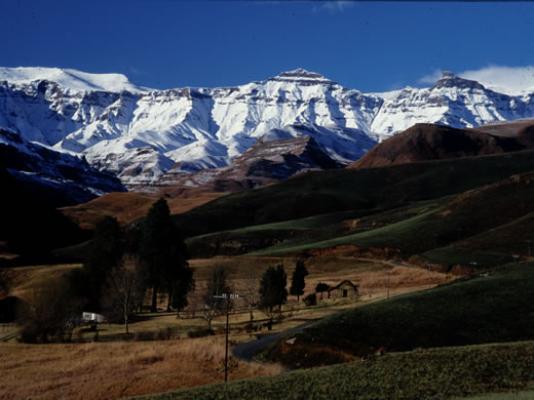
187 328 215 338
303 293 317 306
18 278 81 343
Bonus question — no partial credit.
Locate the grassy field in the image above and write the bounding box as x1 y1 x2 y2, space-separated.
421 211 534 267
248 172 534 263
2 258 450 344
0 337 282 400
139 341 534 400
174 149 534 239
458 392 534 400
61 191 222 230
186 199 444 257
270 263 534 366
6 263 80 300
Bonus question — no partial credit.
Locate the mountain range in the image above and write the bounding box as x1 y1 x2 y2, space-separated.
2 67 534 187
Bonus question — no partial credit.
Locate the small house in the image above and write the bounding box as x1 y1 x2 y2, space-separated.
328 280 359 300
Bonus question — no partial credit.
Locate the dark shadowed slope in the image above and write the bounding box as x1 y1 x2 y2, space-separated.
351 122 534 169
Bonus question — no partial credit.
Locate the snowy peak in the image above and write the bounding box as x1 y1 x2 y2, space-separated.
2 65 534 188
0 66 148 93
270 68 335 85
432 71 486 91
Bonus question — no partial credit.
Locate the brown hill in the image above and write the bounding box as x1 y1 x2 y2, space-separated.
350 121 534 169
61 190 222 230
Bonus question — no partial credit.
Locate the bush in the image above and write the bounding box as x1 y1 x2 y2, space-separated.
17 278 80 343
0 296 23 323
303 293 317 306
187 328 215 338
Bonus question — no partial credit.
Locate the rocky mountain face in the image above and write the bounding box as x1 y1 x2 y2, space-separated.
351 121 534 169
0 128 125 205
2 67 534 186
158 135 343 191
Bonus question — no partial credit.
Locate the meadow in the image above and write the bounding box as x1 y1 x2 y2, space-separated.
0 337 282 400
140 341 534 400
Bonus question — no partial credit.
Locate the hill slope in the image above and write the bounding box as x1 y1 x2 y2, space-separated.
351 122 534 169
174 149 534 239
142 341 534 400
270 263 534 366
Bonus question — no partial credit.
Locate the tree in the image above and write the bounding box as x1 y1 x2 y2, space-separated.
102 255 145 334
78 216 124 311
289 259 308 302
138 198 191 312
303 293 317 307
171 264 195 315
315 282 330 300
203 266 232 330
18 277 81 343
259 265 287 324
0 267 9 295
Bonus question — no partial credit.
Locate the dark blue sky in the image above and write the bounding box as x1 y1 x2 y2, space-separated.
2 1 534 91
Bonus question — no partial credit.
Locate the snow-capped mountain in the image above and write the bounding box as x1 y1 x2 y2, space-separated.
0 128 125 205
0 67 148 93
371 72 534 137
158 135 344 191
1 67 534 186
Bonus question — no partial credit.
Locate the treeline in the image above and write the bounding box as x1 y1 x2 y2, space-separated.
15 198 315 342
19 198 194 342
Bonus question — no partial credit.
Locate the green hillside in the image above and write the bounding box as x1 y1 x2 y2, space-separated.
141 341 534 400
175 149 534 239
271 263 534 366
253 172 534 258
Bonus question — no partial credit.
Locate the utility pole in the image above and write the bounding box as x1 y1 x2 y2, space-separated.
224 295 230 383
386 269 390 300
213 292 239 383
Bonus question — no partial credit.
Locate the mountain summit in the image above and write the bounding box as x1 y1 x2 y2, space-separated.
270 69 335 84
1 66 534 185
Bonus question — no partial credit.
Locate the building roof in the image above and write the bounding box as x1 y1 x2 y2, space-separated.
328 280 359 291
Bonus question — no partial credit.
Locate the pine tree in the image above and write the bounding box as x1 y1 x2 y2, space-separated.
78 216 124 311
259 265 287 315
289 259 308 302
138 198 192 312
0 267 9 295
171 264 195 314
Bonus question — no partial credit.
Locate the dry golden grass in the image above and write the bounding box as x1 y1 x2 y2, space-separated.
6 264 80 301
61 191 222 229
0 337 283 400
189 255 452 303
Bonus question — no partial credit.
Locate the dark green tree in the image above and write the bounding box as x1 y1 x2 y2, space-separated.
315 282 330 300
171 264 195 314
138 198 192 312
289 259 308 302
74 216 124 311
0 267 9 295
259 265 287 315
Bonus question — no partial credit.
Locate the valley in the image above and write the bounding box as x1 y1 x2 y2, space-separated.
4 65 534 400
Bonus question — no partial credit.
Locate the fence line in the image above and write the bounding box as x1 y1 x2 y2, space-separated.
0 323 16 333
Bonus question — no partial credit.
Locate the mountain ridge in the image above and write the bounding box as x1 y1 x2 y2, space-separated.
2 67 534 185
